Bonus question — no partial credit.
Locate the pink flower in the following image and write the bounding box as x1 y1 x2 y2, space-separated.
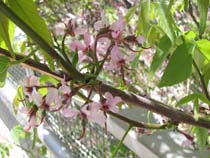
31 89 43 106
23 75 40 88
70 32 94 63
62 108 79 118
81 103 106 126
45 88 63 111
23 76 42 104
70 40 86 52
101 92 122 113
24 114 38 131
59 80 72 104
54 23 65 35
106 45 125 71
111 16 125 41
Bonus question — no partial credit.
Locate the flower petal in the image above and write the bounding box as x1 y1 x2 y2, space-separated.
62 108 79 118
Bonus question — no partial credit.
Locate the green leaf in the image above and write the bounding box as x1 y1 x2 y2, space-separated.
137 0 150 35
176 93 210 107
176 93 198 106
125 6 137 23
204 63 210 85
10 125 30 143
196 0 209 35
196 39 210 61
149 36 172 78
6 0 55 70
131 53 140 69
155 1 176 43
0 56 10 87
72 51 78 68
192 127 208 149
159 43 195 87
39 74 59 85
0 13 14 55
7 0 52 45
12 86 24 114
184 31 196 42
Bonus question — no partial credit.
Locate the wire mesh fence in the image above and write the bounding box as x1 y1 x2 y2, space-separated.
6 65 139 158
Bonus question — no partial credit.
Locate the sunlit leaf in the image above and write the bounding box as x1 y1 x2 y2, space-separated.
196 39 210 61
0 56 10 87
159 43 195 87
0 13 14 54
7 0 52 45
192 127 208 149
10 125 30 143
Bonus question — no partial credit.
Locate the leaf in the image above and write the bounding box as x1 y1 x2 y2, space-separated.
6 0 55 70
10 125 30 143
176 93 210 107
176 93 198 106
7 0 52 45
131 53 140 69
137 0 150 35
12 86 24 114
149 36 172 78
196 0 209 35
192 127 208 149
159 43 195 87
125 6 137 23
0 13 14 54
184 31 196 42
72 51 78 67
39 74 59 85
204 63 210 85
196 39 210 61
155 1 176 43
0 56 10 87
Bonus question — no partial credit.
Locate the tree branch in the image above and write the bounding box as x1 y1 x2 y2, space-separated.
1 47 210 129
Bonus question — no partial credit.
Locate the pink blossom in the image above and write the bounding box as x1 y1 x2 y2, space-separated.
31 89 43 106
23 76 42 104
106 45 125 71
24 114 37 131
111 16 125 41
24 75 40 87
70 32 94 63
62 108 79 118
81 103 106 126
59 80 72 104
45 88 63 111
54 23 65 35
102 92 122 113
70 40 86 52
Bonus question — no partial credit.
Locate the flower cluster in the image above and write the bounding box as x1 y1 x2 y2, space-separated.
20 75 71 131
20 76 122 133
62 92 122 127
